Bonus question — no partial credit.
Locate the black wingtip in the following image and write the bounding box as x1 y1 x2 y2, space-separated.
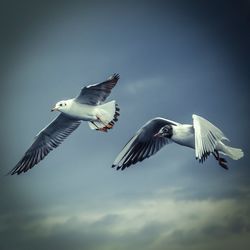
108 73 120 82
7 166 22 176
113 73 120 79
112 164 124 171
7 165 18 176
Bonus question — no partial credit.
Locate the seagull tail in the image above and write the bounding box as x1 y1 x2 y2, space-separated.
88 100 120 132
222 145 244 160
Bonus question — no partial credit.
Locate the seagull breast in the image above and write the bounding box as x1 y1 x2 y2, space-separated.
63 100 97 121
171 124 195 148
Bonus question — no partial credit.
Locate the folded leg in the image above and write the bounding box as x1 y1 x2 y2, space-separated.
212 150 228 170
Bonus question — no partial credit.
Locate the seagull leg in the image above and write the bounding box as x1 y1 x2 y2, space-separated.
90 121 108 132
96 116 113 129
212 150 228 170
212 150 219 160
98 127 108 132
91 121 99 129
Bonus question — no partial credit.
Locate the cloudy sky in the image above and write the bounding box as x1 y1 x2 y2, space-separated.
0 1 250 249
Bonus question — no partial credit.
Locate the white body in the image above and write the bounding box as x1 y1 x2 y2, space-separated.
172 124 230 155
54 99 118 130
171 124 195 148
61 99 99 121
171 115 244 161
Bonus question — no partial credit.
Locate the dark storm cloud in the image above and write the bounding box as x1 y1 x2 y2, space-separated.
0 0 249 250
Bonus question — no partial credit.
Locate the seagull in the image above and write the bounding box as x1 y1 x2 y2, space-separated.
10 73 120 175
112 114 244 170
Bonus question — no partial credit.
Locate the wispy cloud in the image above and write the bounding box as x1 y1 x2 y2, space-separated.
1 192 250 250
124 76 164 95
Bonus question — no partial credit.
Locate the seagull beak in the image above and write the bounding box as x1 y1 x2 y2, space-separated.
51 107 57 112
153 132 161 137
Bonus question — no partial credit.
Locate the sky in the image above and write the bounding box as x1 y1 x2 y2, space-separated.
0 0 250 249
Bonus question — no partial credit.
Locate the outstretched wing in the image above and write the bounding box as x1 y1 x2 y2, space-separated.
192 114 228 162
75 73 120 105
10 114 81 175
112 117 179 170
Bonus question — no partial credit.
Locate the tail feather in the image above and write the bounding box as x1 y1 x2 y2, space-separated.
88 100 120 132
223 145 244 160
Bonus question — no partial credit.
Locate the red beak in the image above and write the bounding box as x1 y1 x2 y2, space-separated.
153 132 161 137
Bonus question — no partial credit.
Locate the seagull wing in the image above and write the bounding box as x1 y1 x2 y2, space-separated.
75 73 120 105
192 114 228 162
10 114 81 175
112 118 179 170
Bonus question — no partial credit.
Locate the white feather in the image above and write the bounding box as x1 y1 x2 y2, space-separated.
192 114 227 160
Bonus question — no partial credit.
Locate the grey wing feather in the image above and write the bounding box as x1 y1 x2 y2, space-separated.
75 73 120 105
10 114 81 175
112 117 178 170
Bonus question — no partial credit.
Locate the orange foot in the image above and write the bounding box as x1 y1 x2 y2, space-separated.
106 123 113 129
97 127 108 132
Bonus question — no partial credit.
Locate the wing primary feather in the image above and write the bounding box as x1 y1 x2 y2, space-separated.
149 140 156 156
154 139 161 152
123 143 142 167
137 142 149 161
131 143 145 164
10 115 81 175
118 145 137 170
123 143 144 169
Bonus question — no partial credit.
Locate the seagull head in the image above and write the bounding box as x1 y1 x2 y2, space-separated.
51 100 68 112
154 125 173 138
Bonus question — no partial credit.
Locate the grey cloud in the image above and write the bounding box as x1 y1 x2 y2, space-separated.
2 196 250 250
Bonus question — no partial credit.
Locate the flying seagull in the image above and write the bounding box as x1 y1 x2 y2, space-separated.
10 73 120 175
112 114 244 170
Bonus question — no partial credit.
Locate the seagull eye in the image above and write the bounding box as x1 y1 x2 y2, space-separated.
59 104 62 107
